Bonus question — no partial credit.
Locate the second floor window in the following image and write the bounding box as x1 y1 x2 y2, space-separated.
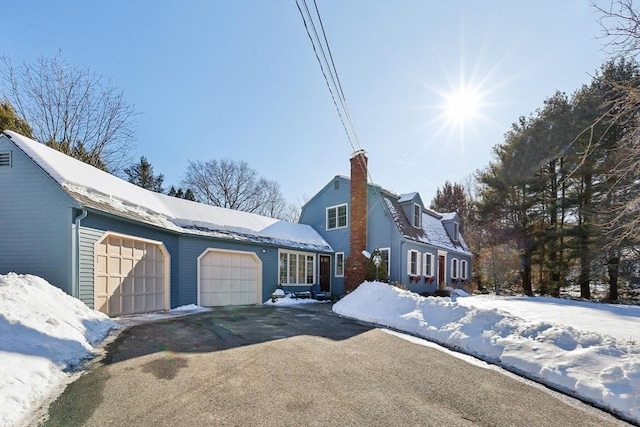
327 204 348 230
413 204 421 228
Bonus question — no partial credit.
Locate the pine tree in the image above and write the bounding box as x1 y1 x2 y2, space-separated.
0 101 32 137
167 186 196 201
430 181 469 232
124 156 164 193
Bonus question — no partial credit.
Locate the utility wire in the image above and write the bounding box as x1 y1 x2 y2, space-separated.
296 0 391 218
295 0 358 153
312 0 361 152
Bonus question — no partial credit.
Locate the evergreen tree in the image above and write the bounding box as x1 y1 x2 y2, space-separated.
124 156 164 193
0 101 32 137
167 186 196 201
430 181 469 232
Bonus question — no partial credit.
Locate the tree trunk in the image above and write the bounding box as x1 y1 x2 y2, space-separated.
607 252 619 301
520 250 533 296
578 173 593 299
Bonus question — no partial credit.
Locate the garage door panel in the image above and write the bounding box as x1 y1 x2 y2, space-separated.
122 277 133 295
199 251 260 307
109 294 121 315
95 234 167 316
108 277 121 294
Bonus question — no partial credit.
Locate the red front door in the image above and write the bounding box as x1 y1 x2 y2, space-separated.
438 255 446 289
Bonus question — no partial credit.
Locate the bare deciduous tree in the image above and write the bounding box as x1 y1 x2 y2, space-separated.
595 0 640 55
182 158 293 220
1 53 137 172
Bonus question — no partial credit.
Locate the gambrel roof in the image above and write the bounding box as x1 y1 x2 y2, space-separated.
3 131 332 252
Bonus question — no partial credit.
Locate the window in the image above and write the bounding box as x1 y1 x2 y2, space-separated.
0 152 11 167
413 204 421 228
335 252 344 277
379 248 390 276
460 260 467 279
407 250 421 275
423 253 433 276
334 180 340 190
279 250 316 285
451 258 459 279
326 204 348 230
453 222 459 242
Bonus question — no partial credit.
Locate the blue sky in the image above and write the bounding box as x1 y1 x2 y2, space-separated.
1 0 612 206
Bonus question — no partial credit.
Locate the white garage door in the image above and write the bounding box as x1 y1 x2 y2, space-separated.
199 249 261 306
95 233 168 316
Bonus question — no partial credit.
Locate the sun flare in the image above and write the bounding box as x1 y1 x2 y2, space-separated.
444 86 482 125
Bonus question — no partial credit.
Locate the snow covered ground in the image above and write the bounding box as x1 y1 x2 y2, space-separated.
1 274 638 426
334 282 640 424
0 274 208 427
0 273 115 427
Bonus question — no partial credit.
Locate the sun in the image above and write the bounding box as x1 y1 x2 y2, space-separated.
443 85 482 125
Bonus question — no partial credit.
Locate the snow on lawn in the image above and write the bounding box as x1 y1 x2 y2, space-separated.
0 273 116 427
333 282 640 424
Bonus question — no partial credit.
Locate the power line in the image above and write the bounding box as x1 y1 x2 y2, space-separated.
295 0 389 217
311 0 361 152
295 0 360 153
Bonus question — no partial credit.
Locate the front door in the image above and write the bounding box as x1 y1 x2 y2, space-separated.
319 255 331 293
438 255 446 289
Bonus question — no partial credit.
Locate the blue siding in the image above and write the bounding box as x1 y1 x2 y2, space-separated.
79 213 325 309
300 176 351 296
78 226 103 307
0 136 75 293
366 186 398 282
301 174 473 294
79 213 180 308
177 236 281 305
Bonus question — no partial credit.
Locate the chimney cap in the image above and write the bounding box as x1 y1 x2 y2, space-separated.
350 149 367 159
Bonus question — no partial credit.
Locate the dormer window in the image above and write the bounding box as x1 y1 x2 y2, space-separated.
413 203 421 228
453 222 459 241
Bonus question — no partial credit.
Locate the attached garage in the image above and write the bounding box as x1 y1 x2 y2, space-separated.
94 232 170 316
198 249 262 306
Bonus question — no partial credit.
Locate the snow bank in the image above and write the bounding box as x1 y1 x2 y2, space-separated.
333 282 640 423
263 293 330 306
0 273 116 427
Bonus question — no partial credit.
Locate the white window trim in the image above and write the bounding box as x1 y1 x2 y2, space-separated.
413 203 422 229
379 247 390 276
335 252 344 277
326 203 348 230
451 258 459 279
423 253 433 276
453 222 459 242
279 249 316 286
407 249 421 276
460 259 467 280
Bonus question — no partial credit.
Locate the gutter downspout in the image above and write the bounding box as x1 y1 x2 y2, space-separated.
73 209 88 298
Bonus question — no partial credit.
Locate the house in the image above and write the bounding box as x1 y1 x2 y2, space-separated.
299 150 472 296
0 130 332 316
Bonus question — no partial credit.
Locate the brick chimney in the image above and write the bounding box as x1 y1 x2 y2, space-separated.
344 150 368 293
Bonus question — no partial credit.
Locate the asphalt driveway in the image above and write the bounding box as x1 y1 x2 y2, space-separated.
42 304 627 426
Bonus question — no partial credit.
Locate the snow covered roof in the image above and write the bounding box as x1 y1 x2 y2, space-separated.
4 131 332 252
398 192 418 203
383 196 470 255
